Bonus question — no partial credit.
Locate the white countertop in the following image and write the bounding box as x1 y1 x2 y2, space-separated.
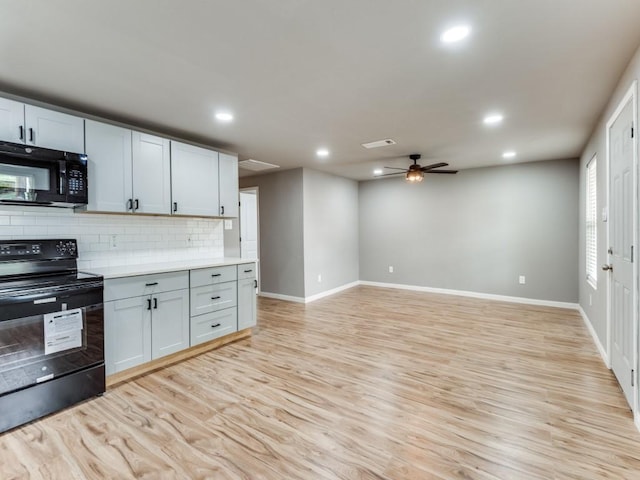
88 257 256 279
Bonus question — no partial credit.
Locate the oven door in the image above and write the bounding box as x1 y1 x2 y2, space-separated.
0 283 103 396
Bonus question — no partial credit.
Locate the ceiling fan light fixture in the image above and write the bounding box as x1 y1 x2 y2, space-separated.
406 170 424 182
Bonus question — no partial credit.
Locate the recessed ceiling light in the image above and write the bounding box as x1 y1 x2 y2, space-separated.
316 149 329 158
440 25 471 44
215 112 234 122
373 169 383 175
502 151 517 159
483 113 504 126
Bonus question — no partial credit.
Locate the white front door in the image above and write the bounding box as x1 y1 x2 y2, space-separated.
608 93 636 410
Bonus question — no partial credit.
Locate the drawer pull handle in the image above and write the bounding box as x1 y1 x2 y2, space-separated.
145 282 158 286
211 323 221 328
244 269 253 273
211 274 222 277
211 296 221 300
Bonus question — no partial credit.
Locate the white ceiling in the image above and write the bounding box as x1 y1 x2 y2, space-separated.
1 0 639 180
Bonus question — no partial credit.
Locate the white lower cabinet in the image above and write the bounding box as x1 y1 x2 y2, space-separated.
189 265 239 347
104 296 152 375
237 263 257 330
104 262 255 377
190 307 238 346
104 271 189 375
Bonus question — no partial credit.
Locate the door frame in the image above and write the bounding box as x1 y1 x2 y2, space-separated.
240 186 260 292
605 80 638 417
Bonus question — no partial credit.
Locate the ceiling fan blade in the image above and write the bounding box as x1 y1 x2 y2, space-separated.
383 166 409 171
375 172 405 177
427 169 458 174
420 162 448 172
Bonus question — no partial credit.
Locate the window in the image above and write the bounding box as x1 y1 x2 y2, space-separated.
586 156 597 288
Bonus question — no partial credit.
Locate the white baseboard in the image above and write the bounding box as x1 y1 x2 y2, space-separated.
304 281 360 303
259 291 305 303
636 412 640 433
577 305 610 368
260 281 359 304
358 280 579 310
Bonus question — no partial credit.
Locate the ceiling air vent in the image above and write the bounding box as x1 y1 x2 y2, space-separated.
238 159 280 171
361 139 397 149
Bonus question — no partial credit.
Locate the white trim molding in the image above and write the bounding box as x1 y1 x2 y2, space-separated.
359 280 578 310
577 305 610 367
260 281 360 304
259 292 305 303
304 281 360 303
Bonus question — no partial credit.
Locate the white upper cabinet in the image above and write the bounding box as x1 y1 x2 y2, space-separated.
0 98 25 144
132 132 171 214
85 120 133 213
0 99 84 153
170 141 219 217
25 105 85 153
218 152 239 217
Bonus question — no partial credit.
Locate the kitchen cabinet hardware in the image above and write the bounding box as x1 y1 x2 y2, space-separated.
254 279 257 288
244 269 253 273
211 273 221 277
221 205 225 215
134 199 139 211
145 282 158 286
29 127 34 142
18 126 23 140
173 202 178 213
147 298 152 310
211 323 221 328
153 298 158 309
127 199 133 211
211 296 221 300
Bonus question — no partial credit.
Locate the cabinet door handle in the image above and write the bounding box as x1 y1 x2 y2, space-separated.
147 298 152 310
211 296 221 300
244 269 253 273
145 282 158 286
134 199 139 211
29 127 34 143
221 205 225 215
211 323 221 328
127 198 133 211
211 273 221 277
173 202 178 213
254 279 257 288
153 298 158 309
19 125 24 140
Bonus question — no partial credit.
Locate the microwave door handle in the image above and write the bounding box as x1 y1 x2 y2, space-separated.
59 161 65 195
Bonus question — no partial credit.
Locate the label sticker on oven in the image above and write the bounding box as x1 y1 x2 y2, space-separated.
43 308 83 355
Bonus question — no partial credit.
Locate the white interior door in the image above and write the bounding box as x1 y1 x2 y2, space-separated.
608 93 636 410
240 189 259 290
240 190 258 259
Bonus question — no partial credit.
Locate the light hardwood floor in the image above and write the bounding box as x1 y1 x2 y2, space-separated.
2 286 640 479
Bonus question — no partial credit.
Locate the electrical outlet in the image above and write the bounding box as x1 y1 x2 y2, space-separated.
110 235 117 249
388 266 394 273
519 275 526 285
317 274 322 283
187 235 192 243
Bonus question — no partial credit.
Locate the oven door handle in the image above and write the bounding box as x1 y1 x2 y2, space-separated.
0 283 103 305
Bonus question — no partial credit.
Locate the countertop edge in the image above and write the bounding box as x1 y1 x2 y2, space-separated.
89 258 257 279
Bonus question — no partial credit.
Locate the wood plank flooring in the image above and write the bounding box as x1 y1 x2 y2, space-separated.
2 285 640 479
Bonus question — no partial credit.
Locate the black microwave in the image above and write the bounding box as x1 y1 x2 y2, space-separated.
0 141 88 207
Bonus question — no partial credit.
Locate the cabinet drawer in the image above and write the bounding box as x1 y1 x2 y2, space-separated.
190 281 237 317
105 271 189 302
237 263 256 280
190 308 237 346
190 265 237 287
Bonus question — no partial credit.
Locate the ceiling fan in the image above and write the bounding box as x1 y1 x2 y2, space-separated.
377 154 458 182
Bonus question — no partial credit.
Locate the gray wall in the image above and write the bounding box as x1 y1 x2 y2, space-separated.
240 168 305 298
579 43 640 343
359 159 579 302
303 169 359 296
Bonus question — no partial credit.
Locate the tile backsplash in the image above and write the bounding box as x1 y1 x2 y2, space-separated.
0 206 224 271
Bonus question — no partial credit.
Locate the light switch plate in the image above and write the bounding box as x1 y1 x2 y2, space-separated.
224 219 233 230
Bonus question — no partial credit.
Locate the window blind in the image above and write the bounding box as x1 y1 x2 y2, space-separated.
586 157 597 288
